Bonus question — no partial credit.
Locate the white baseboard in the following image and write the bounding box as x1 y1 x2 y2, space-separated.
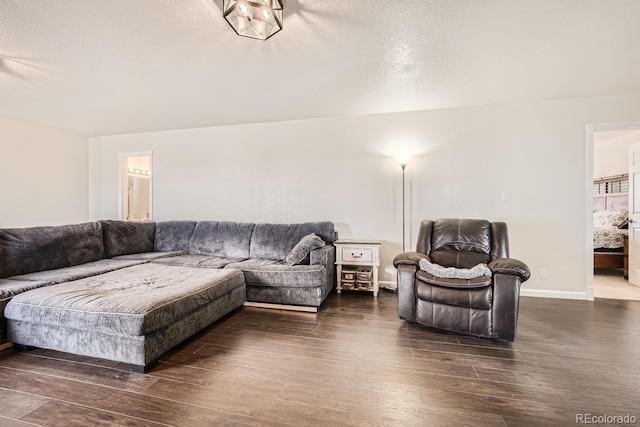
520 289 588 300
586 287 595 302
378 281 397 290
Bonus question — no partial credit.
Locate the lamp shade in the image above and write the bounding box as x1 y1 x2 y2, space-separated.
396 154 412 168
223 0 283 40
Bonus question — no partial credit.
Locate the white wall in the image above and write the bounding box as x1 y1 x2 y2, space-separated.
594 130 640 178
89 93 640 296
1 116 89 227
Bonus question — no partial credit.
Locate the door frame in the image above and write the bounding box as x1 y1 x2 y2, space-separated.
586 122 640 300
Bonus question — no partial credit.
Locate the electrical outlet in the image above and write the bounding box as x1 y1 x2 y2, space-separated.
539 268 547 279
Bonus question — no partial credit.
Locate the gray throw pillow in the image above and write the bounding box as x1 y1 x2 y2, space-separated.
285 233 326 265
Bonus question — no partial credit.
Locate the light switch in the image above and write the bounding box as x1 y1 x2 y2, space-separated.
501 191 509 202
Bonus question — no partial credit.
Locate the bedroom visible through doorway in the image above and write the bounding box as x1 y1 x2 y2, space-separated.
592 129 640 301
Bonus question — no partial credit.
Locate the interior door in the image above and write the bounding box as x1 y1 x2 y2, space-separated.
627 141 640 285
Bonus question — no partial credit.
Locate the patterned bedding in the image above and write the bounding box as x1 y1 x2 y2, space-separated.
593 209 628 250
593 227 627 250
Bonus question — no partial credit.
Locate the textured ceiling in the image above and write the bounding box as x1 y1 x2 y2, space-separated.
1 0 639 136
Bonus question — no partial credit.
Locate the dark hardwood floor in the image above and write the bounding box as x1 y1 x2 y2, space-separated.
0 292 639 426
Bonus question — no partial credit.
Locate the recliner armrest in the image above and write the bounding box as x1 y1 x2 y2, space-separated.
488 258 530 282
393 252 430 268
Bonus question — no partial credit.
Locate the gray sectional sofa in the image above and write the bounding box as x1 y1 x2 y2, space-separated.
0 219 336 372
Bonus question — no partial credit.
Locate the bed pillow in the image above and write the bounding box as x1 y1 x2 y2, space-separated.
285 233 326 265
593 209 628 228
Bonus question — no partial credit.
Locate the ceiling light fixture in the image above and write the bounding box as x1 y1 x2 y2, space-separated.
223 0 283 41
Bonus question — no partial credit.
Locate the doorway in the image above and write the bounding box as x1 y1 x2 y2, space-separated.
589 124 640 301
120 152 152 222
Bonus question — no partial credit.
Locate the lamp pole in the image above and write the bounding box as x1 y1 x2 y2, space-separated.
401 163 406 252
396 154 411 252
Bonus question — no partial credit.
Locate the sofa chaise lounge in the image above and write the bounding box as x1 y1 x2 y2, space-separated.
0 219 335 372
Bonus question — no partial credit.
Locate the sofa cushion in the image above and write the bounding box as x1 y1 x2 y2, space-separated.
224 258 326 288
0 222 105 279
154 221 197 252
152 254 246 269
285 233 326 266
2 278 53 342
9 259 146 284
100 220 155 258
249 222 335 261
112 251 186 261
5 264 246 337
189 221 255 259
0 279 54 302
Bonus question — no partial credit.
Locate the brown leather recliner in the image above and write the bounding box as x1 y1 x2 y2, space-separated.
393 218 530 341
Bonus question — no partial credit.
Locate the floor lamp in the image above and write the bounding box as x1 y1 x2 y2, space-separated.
396 155 411 252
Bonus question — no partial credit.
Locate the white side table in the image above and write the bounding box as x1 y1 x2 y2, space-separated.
335 240 381 297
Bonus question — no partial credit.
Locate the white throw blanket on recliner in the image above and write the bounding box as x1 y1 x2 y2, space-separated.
419 258 492 279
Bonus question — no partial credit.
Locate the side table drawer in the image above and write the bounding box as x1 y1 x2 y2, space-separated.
342 247 373 263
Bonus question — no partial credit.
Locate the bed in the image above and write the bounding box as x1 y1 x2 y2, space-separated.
593 174 629 278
